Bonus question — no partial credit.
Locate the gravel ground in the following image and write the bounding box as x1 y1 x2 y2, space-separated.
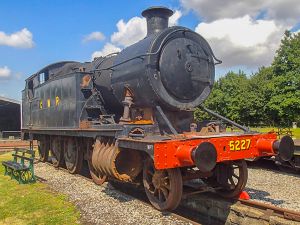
34 161 300 224
246 167 300 212
34 162 191 225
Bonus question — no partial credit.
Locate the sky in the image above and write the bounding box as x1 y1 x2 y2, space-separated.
0 0 299 100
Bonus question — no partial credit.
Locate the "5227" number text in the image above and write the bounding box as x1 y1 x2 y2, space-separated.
229 139 251 151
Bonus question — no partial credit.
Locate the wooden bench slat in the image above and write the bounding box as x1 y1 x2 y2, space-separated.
2 161 29 171
14 148 35 155
12 154 34 162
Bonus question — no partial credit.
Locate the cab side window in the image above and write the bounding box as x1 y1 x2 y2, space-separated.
39 73 45 84
39 71 49 84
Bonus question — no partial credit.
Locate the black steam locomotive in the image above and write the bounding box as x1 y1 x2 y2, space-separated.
22 6 293 211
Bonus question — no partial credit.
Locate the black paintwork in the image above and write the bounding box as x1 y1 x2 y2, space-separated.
22 6 218 154
23 71 90 129
110 26 215 111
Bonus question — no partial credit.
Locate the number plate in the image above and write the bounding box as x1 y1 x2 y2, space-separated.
229 139 251 151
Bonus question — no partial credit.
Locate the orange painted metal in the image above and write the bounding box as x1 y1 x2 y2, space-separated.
256 138 277 153
154 132 277 169
127 120 154 125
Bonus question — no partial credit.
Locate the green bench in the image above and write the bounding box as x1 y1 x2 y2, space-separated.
2 148 36 184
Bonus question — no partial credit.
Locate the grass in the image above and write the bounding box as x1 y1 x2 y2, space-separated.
226 127 300 139
0 153 80 225
250 127 300 139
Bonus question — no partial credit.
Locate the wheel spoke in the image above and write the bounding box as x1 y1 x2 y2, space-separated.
146 178 153 186
164 183 171 190
161 187 169 200
158 189 163 201
65 138 83 174
148 183 154 192
51 138 63 167
144 182 151 190
162 176 169 181
154 187 159 196
233 173 239 179
229 177 235 186
147 170 154 176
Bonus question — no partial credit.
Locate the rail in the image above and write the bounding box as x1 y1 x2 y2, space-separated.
238 199 300 222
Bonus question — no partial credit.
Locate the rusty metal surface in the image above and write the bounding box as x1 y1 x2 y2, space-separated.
22 124 123 131
79 120 92 129
92 138 124 180
91 138 142 182
239 199 300 222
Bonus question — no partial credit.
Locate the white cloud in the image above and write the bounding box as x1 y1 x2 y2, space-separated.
264 1 300 25
111 17 147 47
180 0 300 25
196 16 284 68
0 28 34 48
83 31 105 43
91 43 121 60
91 9 182 59
169 10 182 26
180 0 300 70
0 66 12 79
111 10 182 47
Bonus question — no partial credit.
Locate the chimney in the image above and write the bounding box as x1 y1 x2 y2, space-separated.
142 6 174 36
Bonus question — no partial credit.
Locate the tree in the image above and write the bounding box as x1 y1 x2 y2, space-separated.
248 67 275 125
273 31 300 76
195 71 255 125
267 31 300 125
195 30 300 127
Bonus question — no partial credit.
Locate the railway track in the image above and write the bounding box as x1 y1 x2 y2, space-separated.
36 160 300 224
238 199 300 222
